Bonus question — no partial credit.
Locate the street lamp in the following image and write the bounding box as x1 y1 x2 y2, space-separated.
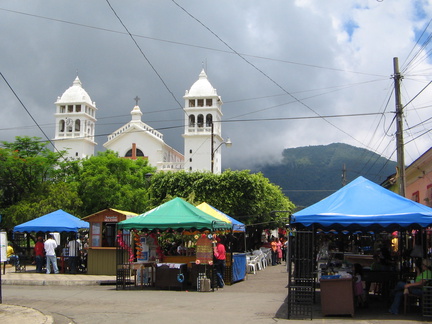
211 123 232 173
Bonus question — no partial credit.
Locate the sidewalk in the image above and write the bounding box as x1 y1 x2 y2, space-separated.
1 264 116 286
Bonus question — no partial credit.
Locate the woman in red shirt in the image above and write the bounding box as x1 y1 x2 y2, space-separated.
34 237 45 273
213 236 226 288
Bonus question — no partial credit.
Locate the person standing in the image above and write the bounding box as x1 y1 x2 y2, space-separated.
44 234 59 274
213 236 226 289
276 238 283 264
34 237 45 273
271 237 278 266
67 236 82 274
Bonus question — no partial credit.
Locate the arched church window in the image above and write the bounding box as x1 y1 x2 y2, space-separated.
206 114 213 127
59 120 65 132
189 115 195 127
197 114 204 127
65 117 73 132
125 148 144 157
75 119 81 132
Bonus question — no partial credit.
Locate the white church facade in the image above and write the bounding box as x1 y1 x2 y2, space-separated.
52 70 229 174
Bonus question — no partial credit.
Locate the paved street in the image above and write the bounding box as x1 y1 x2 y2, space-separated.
0 263 427 323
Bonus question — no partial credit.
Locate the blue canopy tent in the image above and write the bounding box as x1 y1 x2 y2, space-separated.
291 176 432 231
14 209 89 233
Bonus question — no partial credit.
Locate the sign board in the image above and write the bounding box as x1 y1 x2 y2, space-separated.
0 231 7 262
195 235 213 265
104 215 118 222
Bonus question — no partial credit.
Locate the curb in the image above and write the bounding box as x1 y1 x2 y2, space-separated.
0 304 54 324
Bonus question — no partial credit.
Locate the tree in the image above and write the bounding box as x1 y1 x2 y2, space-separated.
0 136 66 210
74 151 156 215
1 182 82 229
149 170 294 226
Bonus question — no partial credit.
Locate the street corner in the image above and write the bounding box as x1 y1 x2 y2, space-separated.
0 304 53 324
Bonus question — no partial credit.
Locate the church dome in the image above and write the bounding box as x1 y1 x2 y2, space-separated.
186 69 217 97
56 76 93 105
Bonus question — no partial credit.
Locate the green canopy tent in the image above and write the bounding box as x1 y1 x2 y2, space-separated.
117 197 232 232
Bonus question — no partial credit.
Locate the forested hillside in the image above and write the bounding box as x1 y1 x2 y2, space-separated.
253 143 397 209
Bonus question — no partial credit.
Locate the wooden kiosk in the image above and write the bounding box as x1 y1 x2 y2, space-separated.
83 209 137 275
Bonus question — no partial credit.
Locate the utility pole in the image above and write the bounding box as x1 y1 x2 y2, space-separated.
393 57 406 197
342 164 347 186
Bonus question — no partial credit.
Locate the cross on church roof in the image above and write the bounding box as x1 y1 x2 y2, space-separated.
134 96 140 106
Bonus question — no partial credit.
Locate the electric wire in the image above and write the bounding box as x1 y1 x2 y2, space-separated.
170 0 387 156
0 7 388 78
0 71 60 153
104 0 184 112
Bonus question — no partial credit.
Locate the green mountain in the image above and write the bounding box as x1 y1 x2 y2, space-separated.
253 143 397 209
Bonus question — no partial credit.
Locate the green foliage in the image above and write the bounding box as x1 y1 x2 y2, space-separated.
149 170 294 227
256 143 397 208
1 182 82 229
0 138 294 232
0 136 65 209
75 150 156 215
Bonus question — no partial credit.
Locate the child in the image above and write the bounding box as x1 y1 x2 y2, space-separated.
353 263 366 307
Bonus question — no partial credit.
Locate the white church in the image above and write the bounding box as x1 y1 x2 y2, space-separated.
52 69 230 174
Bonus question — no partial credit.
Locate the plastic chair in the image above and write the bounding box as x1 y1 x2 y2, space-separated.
247 255 259 274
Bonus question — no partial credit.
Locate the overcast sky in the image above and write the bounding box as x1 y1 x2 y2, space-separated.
1 1 431 171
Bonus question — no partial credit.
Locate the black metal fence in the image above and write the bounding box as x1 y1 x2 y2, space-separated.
287 228 315 320
116 231 135 290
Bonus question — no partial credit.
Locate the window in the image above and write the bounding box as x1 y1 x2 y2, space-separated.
76 105 81 112
412 191 420 203
91 223 101 247
59 120 65 132
189 158 192 162
75 119 81 132
206 114 213 127
206 99 212 106
60 106 66 113
102 223 116 247
68 105 73 112
189 99 195 107
125 148 144 157
197 114 204 127
189 115 195 127
197 99 204 107
189 149 192 154
426 185 432 207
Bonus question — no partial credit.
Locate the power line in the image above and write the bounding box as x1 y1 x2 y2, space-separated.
0 71 59 152
0 7 388 78
104 0 184 112
171 0 385 153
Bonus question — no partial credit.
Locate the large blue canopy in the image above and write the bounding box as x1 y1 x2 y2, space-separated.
291 176 432 230
14 209 89 233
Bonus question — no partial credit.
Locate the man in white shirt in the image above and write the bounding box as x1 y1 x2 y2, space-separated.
44 234 59 274
67 236 82 274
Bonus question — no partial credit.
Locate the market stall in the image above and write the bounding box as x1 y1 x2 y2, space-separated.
82 208 138 275
13 209 89 272
116 197 232 290
287 176 432 319
196 202 247 284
